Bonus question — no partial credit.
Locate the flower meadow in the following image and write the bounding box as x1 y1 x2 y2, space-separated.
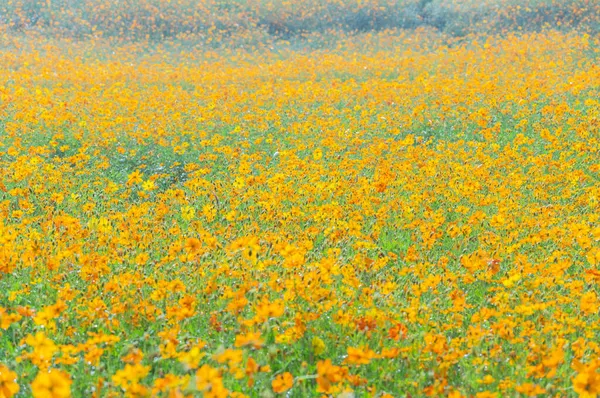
1 2 600 397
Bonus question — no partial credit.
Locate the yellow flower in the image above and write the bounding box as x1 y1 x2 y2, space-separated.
181 206 195 221
141 180 156 191
475 393 498 398
126 170 143 186
112 364 151 390
311 336 326 356
312 148 323 161
178 345 206 370
502 273 521 288
24 332 58 368
31 369 72 398
478 375 495 385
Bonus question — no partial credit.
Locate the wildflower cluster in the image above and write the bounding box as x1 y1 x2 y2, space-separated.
0 3 599 397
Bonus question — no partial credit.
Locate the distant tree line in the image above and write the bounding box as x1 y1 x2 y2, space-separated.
1 0 598 41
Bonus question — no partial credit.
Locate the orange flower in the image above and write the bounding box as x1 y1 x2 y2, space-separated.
573 371 600 398
388 323 408 341
316 359 343 393
234 331 265 349
0 308 22 330
346 346 376 365
255 299 285 322
271 372 293 394
0 364 19 398
515 383 547 396
185 237 202 253
581 291 598 315
195 365 229 397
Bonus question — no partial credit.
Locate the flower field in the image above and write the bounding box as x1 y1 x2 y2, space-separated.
1 1 600 397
